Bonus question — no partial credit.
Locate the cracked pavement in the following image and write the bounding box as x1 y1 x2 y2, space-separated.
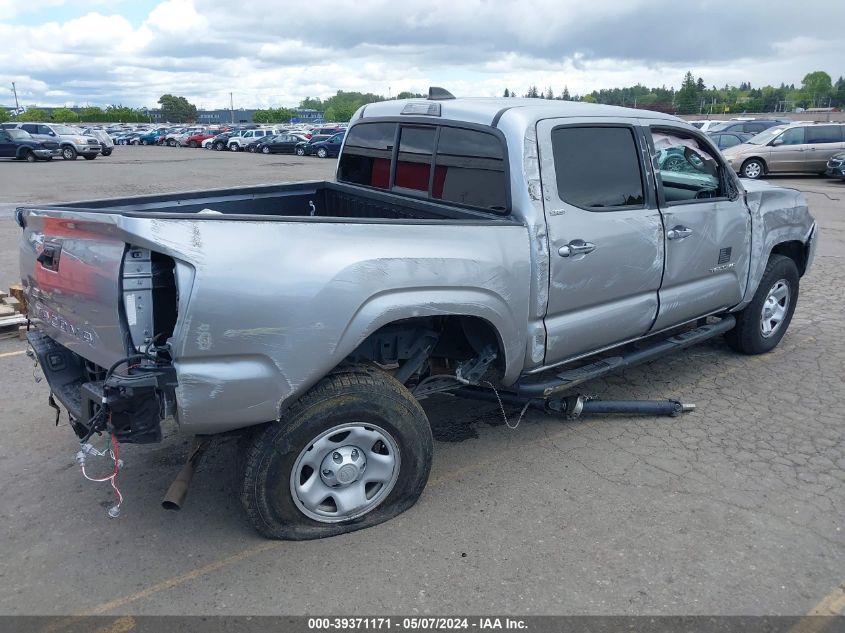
0 154 841 616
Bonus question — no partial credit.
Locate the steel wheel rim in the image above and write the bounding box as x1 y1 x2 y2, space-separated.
62 148 74 159
760 278 790 338
744 161 761 178
290 422 400 523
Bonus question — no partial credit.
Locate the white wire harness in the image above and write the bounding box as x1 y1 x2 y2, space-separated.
75 434 124 518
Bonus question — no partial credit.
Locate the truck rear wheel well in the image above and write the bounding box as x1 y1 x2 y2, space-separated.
771 240 807 276
346 316 505 387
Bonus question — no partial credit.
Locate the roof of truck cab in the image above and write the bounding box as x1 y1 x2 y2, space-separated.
358 97 684 129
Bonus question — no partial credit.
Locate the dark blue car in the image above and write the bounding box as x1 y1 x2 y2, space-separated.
308 132 345 158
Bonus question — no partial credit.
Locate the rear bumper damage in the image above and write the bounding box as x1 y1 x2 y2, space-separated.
27 330 174 444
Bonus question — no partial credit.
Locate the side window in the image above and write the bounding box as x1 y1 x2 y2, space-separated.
806 126 843 144
745 123 766 134
651 130 723 203
21 124 37 134
394 126 436 193
337 122 396 189
779 127 805 145
432 127 507 211
552 126 644 210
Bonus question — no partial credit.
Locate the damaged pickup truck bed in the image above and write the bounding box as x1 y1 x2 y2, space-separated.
18 91 817 539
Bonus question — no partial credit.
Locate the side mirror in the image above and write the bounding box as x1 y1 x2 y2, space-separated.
771 138 784 147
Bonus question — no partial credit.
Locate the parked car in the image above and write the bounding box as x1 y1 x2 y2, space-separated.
206 132 234 150
0 127 60 161
689 120 728 132
825 151 845 181
722 122 845 179
137 128 168 145
253 133 309 154
707 119 792 135
182 131 216 148
707 131 753 150
228 128 278 151
82 128 115 156
17 95 816 540
294 134 333 156
307 132 346 158
10 122 101 160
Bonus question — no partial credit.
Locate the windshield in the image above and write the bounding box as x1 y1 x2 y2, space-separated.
747 127 786 145
7 129 32 140
50 125 78 135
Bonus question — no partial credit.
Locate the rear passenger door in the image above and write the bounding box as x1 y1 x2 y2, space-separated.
646 124 751 330
536 118 663 365
805 125 845 172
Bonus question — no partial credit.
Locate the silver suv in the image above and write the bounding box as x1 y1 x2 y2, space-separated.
723 122 845 179
11 122 101 160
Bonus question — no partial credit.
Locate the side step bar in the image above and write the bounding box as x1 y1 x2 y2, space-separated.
516 315 736 398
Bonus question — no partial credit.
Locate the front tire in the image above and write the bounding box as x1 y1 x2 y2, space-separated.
316 147 328 158
725 254 799 355
61 146 77 160
262 146 271 154
23 150 36 162
295 147 305 156
741 158 765 179
214 142 225 151
239 365 433 540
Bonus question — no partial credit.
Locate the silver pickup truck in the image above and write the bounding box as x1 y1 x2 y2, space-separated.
17 90 817 539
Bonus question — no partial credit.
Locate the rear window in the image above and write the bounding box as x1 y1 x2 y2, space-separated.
337 122 396 189
338 122 509 213
432 127 507 211
552 126 645 210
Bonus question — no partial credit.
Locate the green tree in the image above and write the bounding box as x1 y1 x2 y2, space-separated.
395 91 425 100
78 106 106 122
676 71 699 114
545 87 554 100
525 85 539 98
561 86 571 101
158 94 197 123
51 108 79 122
18 107 49 121
0 109 10 123
299 97 324 110
801 70 833 106
502 88 510 97
252 107 297 124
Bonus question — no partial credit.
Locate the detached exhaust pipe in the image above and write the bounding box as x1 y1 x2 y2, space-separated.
162 436 211 511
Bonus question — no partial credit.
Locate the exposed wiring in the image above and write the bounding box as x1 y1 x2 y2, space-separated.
76 433 123 518
481 380 532 430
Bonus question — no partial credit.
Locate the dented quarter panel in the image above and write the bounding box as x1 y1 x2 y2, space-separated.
737 179 815 311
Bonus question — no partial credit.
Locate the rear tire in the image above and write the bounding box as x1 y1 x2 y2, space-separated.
239 365 433 540
725 254 799 355
189 141 198 148
316 147 328 158
262 146 271 154
295 147 305 156
214 142 225 151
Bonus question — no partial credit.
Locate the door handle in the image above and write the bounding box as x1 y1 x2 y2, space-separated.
558 240 596 257
666 226 693 241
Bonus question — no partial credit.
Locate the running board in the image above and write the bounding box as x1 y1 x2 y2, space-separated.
516 315 736 398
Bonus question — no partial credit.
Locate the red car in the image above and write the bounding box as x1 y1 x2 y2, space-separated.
182 132 216 148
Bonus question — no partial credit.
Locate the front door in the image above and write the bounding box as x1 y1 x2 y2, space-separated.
646 124 751 331
0 132 14 157
537 118 663 366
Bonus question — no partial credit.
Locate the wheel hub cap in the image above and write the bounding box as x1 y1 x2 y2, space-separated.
760 279 789 338
320 446 366 486
290 423 400 523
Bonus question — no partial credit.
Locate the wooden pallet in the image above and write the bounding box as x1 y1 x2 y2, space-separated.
0 284 31 341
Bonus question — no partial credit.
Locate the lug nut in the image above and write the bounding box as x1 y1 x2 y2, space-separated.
322 469 332 476
351 449 359 459
332 452 342 463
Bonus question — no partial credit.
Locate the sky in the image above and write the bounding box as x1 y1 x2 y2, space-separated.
1 0 843 110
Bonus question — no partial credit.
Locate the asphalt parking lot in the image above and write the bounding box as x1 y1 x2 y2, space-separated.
0 147 842 618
